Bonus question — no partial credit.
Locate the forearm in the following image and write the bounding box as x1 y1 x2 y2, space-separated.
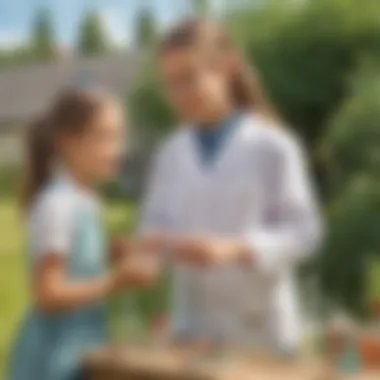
35 275 115 313
243 220 322 274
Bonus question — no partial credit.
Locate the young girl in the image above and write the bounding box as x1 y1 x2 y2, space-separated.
7 87 157 380
140 19 323 352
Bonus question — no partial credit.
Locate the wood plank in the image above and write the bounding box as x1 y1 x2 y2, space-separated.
83 345 380 380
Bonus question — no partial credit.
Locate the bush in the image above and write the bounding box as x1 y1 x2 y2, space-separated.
318 61 380 316
321 59 380 193
318 175 380 317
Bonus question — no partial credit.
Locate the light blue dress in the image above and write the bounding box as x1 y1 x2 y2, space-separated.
7 173 108 380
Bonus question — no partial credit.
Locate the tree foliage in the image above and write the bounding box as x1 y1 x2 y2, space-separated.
0 47 34 70
318 61 380 316
244 0 380 146
319 176 380 316
135 8 157 48
30 8 56 61
193 0 209 16
0 8 57 69
129 63 175 145
77 11 109 56
321 62 380 191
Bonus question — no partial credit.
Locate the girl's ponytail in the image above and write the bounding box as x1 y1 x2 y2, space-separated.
22 114 55 209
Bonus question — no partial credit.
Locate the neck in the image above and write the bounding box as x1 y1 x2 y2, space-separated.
61 163 94 191
200 103 234 129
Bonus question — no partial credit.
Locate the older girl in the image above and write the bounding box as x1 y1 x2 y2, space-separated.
140 19 322 352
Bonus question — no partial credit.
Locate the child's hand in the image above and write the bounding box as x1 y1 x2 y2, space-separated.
111 233 170 262
113 254 160 289
172 236 250 267
140 232 174 253
110 236 134 263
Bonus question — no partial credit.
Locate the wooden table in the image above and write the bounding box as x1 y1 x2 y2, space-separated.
83 345 380 380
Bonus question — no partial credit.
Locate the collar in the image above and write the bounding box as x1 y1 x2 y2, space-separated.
52 167 102 212
195 110 242 139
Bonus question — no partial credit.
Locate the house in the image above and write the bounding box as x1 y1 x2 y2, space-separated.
0 52 143 164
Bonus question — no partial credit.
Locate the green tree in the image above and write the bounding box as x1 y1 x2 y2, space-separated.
228 0 380 147
318 61 380 316
129 63 175 145
321 59 380 193
0 46 34 70
193 0 209 15
318 176 380 316
77 11 109 56
30 8 56 61
227 0 300 49
135 8 157 48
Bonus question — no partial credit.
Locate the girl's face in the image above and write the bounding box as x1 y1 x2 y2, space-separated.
160 48 232 123
61 101 125 182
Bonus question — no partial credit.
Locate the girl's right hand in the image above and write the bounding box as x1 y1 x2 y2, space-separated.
113 254 160 289
110 236 134 263
140 232 174 253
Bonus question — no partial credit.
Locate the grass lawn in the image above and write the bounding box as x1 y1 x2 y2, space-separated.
0 196 137 379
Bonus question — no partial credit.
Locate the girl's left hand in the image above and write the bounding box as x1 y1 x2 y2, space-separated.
172 236 250 267
115 253 161 289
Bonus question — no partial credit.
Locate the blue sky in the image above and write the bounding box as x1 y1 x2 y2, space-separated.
0 0 224 48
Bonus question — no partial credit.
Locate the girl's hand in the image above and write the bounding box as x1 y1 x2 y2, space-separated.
110 236 132 263
172 236 251 267
139 232 176 255
112 233 172 261
113 254 160 289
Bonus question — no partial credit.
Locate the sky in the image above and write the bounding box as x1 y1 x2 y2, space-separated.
0 0 225 49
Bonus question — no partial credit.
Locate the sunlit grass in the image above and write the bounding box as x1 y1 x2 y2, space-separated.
0 197 27 380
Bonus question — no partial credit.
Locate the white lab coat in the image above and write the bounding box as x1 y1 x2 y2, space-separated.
139 114 322 349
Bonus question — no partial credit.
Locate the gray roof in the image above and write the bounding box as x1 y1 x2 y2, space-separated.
0 52 143 123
